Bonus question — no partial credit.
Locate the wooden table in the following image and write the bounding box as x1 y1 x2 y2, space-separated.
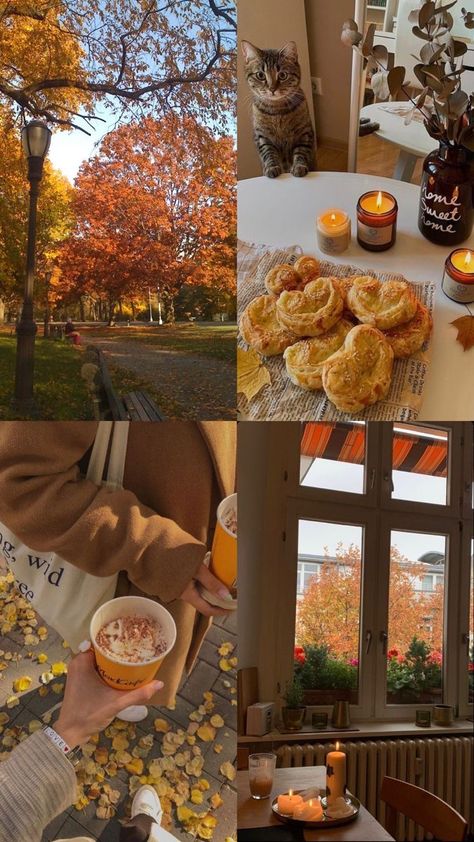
238 767 395 841
238 172 474 421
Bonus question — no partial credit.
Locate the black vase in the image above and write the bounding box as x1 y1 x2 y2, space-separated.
418 143 473 246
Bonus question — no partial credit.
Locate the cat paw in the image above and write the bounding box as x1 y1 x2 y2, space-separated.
265 165 282 179
291 163 309 178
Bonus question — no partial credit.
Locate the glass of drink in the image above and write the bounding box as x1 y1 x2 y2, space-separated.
249 752 276 800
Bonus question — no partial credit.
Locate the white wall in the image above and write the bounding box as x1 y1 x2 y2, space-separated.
237 0 315 180
304 0 353 148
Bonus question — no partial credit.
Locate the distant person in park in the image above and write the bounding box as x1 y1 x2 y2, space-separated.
65 317 81 345
0 651 179 842
0 422 236 713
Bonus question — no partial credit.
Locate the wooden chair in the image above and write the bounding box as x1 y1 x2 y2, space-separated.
380 776 468 842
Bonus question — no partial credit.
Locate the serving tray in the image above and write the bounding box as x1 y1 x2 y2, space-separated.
271 790 360 829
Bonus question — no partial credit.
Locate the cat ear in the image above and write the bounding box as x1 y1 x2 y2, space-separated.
279 41 298 61
241 40 261 62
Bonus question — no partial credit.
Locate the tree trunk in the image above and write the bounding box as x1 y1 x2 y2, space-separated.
79 296 86 322
167 296 175 324
131 301 136 320
107 298 115 326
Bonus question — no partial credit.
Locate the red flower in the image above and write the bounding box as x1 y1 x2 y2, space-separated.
468 663 474 673
397 655 405 664
387 648 399 660
294 646 306 665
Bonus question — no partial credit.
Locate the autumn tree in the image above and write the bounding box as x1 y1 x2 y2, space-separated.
58 114 235 321
0 1 236 132
296 543 444 658
0 108 74 318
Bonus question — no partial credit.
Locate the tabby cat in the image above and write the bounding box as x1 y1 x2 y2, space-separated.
242 40 315 178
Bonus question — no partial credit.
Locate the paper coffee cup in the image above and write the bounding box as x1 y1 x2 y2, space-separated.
210 493 237 589
90 596 176 691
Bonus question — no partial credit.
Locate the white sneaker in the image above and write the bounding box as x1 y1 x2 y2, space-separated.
131 785 163 825
117 705 148 723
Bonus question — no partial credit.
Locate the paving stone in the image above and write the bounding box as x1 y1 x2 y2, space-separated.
206 622 236 649
201 727 237 780
178 659 220 707
42 810 70 842
45 813 95 840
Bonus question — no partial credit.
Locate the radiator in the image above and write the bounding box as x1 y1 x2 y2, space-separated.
275 737 474 842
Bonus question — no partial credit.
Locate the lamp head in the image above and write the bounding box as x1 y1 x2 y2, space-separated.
21 120 52 161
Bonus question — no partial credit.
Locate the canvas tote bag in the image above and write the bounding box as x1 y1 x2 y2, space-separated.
0 421 130 651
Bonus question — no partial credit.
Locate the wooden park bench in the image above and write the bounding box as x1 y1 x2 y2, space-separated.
81 346 165 421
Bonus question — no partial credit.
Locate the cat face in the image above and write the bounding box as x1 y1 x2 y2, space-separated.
241 41 301 102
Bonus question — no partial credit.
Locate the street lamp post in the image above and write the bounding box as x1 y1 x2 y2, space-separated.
157 284 163 325
14 120 52 409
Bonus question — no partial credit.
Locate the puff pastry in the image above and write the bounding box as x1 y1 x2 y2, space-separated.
322 324 394 413
284 319 353 390
264 264 302 296
347 276 417 329
240 294 298 356
383 301 432 358
334 276 356 306
276 277 343 337
293 255 321 283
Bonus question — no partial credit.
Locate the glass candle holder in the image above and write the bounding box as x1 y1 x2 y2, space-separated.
357 191 398 252
249 752 276 800
415 709 432 727
442 248 474 303
316 208 351 255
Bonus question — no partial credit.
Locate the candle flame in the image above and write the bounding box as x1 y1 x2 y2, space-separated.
336 741 340 750
309 799 313 807
330 213 336 223
465 251 472 270
376 191 383 210
289 789 293 797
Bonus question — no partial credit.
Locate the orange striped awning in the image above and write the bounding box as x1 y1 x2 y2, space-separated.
301 423 448 478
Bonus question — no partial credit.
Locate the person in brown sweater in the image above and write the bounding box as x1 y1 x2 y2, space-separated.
0 421 236 707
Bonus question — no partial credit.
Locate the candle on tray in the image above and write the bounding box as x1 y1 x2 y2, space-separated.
316 208 351 255
357 190 398 252
293 798 324 821
277 790 304 814
326 742 346 807
442 249 474 303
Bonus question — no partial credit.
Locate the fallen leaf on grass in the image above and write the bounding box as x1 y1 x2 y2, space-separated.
237 347 271 401
451 315 474 350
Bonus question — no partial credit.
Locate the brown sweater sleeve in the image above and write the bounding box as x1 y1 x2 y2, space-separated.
0 422 206 602
0 730 77 842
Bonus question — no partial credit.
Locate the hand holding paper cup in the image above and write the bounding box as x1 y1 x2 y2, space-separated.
200 493 237 610
90 596 176 690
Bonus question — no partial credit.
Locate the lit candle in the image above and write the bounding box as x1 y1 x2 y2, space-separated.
357 191 398 252
442 248 474 303
277 790 304 814
293 798 324 821
316 208 351 255
326 742 346 807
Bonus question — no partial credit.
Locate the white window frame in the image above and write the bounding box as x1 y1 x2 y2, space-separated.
269 421 473 722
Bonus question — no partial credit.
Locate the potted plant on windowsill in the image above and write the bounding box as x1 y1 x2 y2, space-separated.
294 644 358 706
281 677 306 731
342 0 474 246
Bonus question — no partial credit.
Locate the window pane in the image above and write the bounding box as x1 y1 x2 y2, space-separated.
387 530 446 705
295 520 362 705
391 425 449 506
300 422 366 494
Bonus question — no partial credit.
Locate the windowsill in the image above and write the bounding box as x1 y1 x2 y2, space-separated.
238 719 474 744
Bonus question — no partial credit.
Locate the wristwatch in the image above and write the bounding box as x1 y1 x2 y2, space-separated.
42 725 81 767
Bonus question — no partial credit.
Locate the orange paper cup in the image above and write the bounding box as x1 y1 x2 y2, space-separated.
90 596 176 691
210 493 237 589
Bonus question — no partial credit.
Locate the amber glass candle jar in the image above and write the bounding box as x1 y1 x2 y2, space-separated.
442 249 474 303
356 191 398 252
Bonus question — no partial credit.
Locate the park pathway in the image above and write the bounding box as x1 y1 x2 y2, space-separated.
90 337 236 420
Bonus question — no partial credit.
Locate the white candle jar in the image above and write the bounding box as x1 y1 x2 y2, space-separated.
316 209 351 255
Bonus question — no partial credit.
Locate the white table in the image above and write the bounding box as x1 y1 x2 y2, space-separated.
360 103 435 182
238 172 474 421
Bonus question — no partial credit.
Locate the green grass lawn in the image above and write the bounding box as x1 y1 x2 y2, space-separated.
82 322 236 361
0 337 92 420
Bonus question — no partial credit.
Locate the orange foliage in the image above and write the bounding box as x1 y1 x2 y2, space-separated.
296 543 444 658
58 115 235 311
